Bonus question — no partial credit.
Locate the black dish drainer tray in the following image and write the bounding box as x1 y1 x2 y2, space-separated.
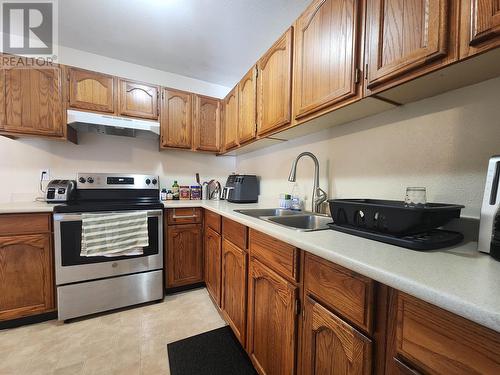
328 224 464 251
328 199 464 235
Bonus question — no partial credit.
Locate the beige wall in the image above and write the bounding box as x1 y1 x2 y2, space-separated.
236 77 500 218
0 132 235 202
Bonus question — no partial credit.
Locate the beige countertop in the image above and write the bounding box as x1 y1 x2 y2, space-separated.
1 199 499 333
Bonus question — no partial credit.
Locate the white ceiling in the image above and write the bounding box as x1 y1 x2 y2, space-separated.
59 0 310 88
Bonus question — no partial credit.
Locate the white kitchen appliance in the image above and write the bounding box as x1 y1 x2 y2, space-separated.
478 156 500 260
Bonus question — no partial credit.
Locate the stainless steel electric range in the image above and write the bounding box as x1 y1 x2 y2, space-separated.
53 173 164 321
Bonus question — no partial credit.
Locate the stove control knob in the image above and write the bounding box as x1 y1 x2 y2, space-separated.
87 177 94 184
79 177 86 183
152 179 157 185
145 179 151 185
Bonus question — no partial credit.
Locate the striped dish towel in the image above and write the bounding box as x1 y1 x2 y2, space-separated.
81 211 149 257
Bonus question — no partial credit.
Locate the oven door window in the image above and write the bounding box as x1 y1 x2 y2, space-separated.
60 216 159 266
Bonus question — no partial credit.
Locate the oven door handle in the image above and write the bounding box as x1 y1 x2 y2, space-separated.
54 209 163 222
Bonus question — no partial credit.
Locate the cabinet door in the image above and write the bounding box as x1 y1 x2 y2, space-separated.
68 68 115 113
0 65 63 137
238 66 257 144
302 296 372 375
161 88 192 149
247 259 298 375
385 292 500 375
366 0 453 90
193 94 221 152
257 27 293 136
223 86 239 150
166 224 203 288
0 234 55 321
221 239 247 345
118 79 159 120
204 227 221 306
460 0 500 57
293 0 361 122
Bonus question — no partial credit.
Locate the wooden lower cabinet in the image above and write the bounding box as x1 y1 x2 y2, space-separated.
0 233 55 321
221 238 247 345
301 296 372 375
247 258 298 375
385 291 500 375
204 227 221 306
166 223 203 288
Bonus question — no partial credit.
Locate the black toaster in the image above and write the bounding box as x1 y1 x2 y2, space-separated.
223 175 259 203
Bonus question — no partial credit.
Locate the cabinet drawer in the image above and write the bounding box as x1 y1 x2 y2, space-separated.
249 229 298 281
222 217 247 250
304 253 374 333
167 208 202 225
0 213 51 235
389 292 500 375
204 209 221 234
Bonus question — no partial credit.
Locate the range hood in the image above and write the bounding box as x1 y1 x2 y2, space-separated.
67 110 160 139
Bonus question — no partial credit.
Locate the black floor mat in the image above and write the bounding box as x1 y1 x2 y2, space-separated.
167 326 257 375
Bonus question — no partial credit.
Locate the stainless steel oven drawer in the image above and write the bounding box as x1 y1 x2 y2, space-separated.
57 270 163 320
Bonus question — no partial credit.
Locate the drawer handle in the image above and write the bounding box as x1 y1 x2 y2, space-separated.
172 208 198 219
172 214 198 219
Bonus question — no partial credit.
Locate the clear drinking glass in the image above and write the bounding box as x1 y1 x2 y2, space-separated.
404 187 426 207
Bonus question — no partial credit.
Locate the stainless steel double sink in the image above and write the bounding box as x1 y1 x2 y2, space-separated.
234 208 332 232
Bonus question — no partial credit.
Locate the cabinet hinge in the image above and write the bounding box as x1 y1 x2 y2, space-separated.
295 299 301 316
255 66 259 79
365 63 369 80
355 68 361 84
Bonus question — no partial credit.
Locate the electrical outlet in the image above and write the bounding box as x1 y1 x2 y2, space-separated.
40 169 50 181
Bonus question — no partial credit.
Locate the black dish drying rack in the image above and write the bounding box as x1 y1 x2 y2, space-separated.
327 199 465 250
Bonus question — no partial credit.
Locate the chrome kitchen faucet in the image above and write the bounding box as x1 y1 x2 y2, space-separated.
288 152 327 213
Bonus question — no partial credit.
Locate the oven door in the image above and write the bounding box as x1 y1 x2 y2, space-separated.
54 209 163 285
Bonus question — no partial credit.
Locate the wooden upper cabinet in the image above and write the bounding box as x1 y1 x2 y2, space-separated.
118 79 159 120
293 0 361 122
68 68 116 113
247 259 298 375
238 67 257 144
460 0 500 58
0 63 64 137
161 88 192 149
223 86 239 150
365 0 458 92
0 233 55 321
257 27 293 136
193 94 221 152
301 296 372 375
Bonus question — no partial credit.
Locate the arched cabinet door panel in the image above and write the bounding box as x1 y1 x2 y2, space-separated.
221 239 247 345
257 27 293 136
223 87 239 151
0 234 55 321
301 296 372 375
68 67 116 113
193 94 221 152
161 88 192 149
293 0 361 122
119 79 159 120
247 258 298 375
365 0 458 92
